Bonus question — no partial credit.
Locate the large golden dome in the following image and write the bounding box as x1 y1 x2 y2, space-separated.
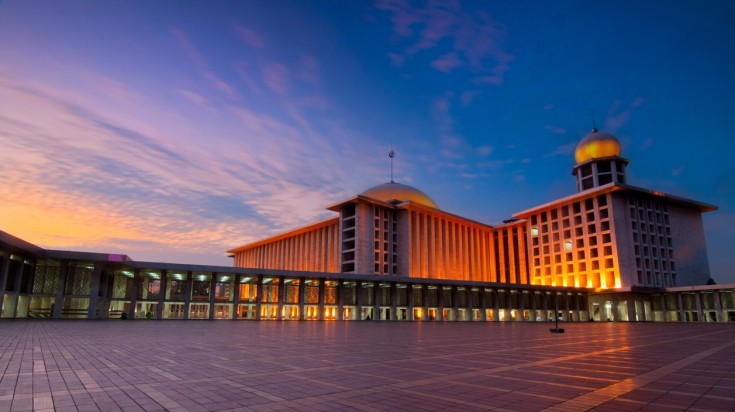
574 129 622 164
361 182 438 209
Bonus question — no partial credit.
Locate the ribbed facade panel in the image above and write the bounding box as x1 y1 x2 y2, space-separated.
233 219 340 272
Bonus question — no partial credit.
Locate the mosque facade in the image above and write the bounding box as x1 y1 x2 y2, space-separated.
229 129 716 292
1 130 733 322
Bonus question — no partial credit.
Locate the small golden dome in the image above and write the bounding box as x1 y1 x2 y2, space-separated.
362 182 438 209
574 129 622 164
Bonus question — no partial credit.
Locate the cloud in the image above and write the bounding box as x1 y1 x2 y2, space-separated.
604 97 645 132
432 52 463 72
547 142 577 157
234 25 264 48
376 0 513 85
388 52 405 67
170 29 238 101
262 62 290 95
545 125 567 135
460 90 480 107
0 65 384 264
429 94 469 159
671 165 686 177
476 145 493 156
543 104 554 110
477 159 514 169
640 137 654 150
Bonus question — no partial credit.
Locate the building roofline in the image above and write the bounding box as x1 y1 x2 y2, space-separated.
325 194 400 211
226 217 340 255
45 250 133 263
513 183 717 219
0 230 46 258
396 201 501 230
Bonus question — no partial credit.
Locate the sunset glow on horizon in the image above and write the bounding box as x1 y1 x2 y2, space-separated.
1 1 734 282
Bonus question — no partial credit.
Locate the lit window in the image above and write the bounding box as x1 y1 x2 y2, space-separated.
531 226 539 237
564 240 573 251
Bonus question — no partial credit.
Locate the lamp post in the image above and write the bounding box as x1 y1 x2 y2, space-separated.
550 293 565 333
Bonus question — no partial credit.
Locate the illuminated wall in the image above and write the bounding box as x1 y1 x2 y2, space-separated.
398 205 528 283
524 192 621 289
230 218 340 272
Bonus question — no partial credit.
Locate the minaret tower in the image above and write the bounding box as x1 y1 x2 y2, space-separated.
572 128 629 192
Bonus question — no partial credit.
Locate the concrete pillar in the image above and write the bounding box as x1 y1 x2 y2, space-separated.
390 283 397 321
183 271 192 320
355 281 363 320
714 291 724 323
20 261 37 318
677 293 685 322
0 256 11 317
695 293 704 322
317 279 325 320
373 282 380 320
659 294 667 322
517 291 524 322
98 268 111 315
437 286 445 321
452 286 459 321
208 273 217 320
422 284 429 321
494 289 500 322
278 276 286 320
542 292 549 322
255 275 263 320
627 299 637 322
157 271 167 320
128 270 140 319
337 280 344 321
53 261 69 319
9 258 24 318
297 277 306 320
467 288 474 322
233 274 241 320
87 264 103 320
407 284 414 321
479 288 487 321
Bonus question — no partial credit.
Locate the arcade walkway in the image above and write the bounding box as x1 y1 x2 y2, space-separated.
1 321 734 411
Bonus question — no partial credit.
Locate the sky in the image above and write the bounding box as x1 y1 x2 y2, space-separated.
1 1 734 283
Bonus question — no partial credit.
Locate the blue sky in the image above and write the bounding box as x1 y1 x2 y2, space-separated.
1 1 733 282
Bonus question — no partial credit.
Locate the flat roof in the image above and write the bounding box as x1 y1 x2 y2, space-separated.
513 183 717 219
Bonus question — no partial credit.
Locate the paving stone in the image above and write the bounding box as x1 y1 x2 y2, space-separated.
0 321 734 411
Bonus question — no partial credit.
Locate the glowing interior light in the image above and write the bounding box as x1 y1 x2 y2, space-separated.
531 226 539 237
564 240 572 251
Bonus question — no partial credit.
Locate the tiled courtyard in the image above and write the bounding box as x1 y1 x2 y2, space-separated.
0 321 734 412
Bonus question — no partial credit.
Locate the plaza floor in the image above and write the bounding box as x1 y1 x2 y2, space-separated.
0 321 734 412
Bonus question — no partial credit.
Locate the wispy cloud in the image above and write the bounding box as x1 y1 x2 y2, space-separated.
171 29 238 101
234 25 265 48
547 142 577 157
376 0 513 85
545 125 567 135
432 52 463 73
262 62 290 95
388 52 405 67
604 97 645 132
460 90 480 107
640 137 654 150
0 49 383 264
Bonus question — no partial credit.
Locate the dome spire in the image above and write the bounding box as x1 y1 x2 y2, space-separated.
389 146 396 183
592 112 598 133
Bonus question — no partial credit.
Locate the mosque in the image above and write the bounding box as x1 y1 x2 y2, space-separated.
1 129 733 322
